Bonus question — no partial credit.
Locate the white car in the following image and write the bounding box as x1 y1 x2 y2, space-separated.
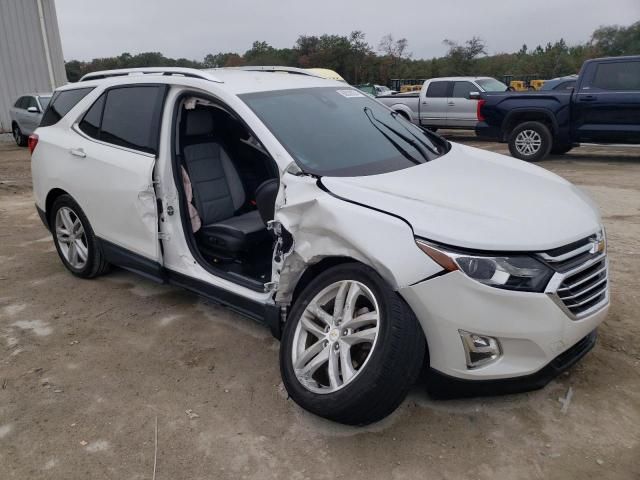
30 67 609 425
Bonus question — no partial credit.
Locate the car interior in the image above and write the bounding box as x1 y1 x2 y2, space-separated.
174 97 280 288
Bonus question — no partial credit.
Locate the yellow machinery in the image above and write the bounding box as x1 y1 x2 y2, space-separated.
510 79 545 91
305 68 346 82
400 84 422 93
529 79 546 90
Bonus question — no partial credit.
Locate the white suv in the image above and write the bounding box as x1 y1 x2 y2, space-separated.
30 67 609 425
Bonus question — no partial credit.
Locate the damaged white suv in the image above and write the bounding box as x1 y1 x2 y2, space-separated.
30 67 609 425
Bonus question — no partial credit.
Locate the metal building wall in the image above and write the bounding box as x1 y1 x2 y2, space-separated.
0 0 67 132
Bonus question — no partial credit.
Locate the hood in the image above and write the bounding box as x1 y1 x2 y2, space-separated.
321 143 601 252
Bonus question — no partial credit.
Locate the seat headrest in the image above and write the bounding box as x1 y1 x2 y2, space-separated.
185 109 214 136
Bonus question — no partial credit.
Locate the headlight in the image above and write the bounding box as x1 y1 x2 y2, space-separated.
416 240 553 292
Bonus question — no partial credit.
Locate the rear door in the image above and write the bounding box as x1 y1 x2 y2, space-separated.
70 84 168 267
420 81 450 127
572 59 640 143
447 81 478 128
21 96 42 134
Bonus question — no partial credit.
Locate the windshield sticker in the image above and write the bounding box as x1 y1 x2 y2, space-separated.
336 89 365 98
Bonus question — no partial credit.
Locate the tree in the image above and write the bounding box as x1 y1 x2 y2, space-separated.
442 37 486 75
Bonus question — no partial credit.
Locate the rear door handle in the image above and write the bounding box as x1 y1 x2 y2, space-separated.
70 148 86 158
448 102 455 106
579 95 598 102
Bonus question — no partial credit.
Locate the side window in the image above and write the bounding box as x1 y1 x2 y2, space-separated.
592 61 640 91
452 81 476 99
86 86 166 155
14 97 25 109
40 87 94 127
426 81 449 98
79 94 105 139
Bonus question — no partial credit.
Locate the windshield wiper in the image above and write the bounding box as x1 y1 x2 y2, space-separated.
389 111 441 155
364 107 432 161
363 108 422 165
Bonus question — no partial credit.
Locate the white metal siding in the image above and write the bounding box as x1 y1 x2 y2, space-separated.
0 0 67 132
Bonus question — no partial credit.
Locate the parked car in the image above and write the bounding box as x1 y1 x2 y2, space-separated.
355 83 396 96
540 74 578 91
30 67 608 425
9 93 51 146
476 56 640 161
377 76 508 130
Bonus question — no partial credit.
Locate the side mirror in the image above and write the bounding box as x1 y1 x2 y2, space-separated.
468 91 481 100
27 106 39 113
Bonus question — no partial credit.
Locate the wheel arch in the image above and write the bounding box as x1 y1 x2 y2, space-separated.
45 188 71 228
290 256 363 306
388 104 413 122
501 108 558 140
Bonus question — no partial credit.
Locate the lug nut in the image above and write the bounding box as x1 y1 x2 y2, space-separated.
334 343 340 351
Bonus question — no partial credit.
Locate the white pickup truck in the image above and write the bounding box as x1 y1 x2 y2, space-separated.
377 76 508 130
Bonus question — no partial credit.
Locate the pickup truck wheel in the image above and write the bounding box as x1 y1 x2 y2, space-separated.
280 263 425 425
51 195 110 279
508 121 552 162
13 125 27 147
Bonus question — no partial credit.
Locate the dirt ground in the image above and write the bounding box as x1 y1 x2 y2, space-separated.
1 133 639 480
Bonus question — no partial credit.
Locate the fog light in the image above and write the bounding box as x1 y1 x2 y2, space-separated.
459 330 502 369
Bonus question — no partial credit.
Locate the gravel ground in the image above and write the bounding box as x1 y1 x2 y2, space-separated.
1 134 639 479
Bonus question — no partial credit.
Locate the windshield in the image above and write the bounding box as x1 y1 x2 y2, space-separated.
476 78 509 92
38 96 51 109
240 87 446 177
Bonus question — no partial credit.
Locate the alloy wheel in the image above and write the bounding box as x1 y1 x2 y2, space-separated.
55 207 89 270
291 280 380 394
514 129 542 156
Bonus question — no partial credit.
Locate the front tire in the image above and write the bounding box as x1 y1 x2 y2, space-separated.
280 263 425 425
508 121 552 162
51 195 109 278
13 124 27 147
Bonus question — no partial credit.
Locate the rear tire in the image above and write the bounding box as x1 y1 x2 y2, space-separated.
51 195 110 279
280 263 425 425
13 124 27 147
508 121 552 162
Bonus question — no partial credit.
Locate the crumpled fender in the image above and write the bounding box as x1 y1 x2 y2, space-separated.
271 173 441 305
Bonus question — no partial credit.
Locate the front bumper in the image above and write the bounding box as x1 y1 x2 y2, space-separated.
399 270 608 382
426 330 597 398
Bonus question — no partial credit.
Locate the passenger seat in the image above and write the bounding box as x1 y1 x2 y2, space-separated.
182 109 268 256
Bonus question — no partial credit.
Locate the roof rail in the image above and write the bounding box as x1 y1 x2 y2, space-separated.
216 66 323 78
78 67 222 83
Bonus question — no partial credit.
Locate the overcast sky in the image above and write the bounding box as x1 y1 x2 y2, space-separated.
55 0 639 61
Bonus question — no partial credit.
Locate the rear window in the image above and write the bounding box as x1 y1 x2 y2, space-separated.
426 81 449 98
78 85 167 155
40 87 94 127
592 61 640 91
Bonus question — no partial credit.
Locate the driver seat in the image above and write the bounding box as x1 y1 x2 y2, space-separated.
182 109 267 256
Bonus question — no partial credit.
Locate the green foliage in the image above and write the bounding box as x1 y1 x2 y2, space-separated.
65 21 639 85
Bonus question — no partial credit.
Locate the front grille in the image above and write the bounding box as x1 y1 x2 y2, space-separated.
539 233 609 319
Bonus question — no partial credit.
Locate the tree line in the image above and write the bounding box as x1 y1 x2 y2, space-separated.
65 21 639 85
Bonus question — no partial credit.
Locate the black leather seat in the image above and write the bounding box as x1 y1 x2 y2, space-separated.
182 110 268 256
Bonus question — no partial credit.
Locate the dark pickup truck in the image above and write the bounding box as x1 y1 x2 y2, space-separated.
476 56 640 161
